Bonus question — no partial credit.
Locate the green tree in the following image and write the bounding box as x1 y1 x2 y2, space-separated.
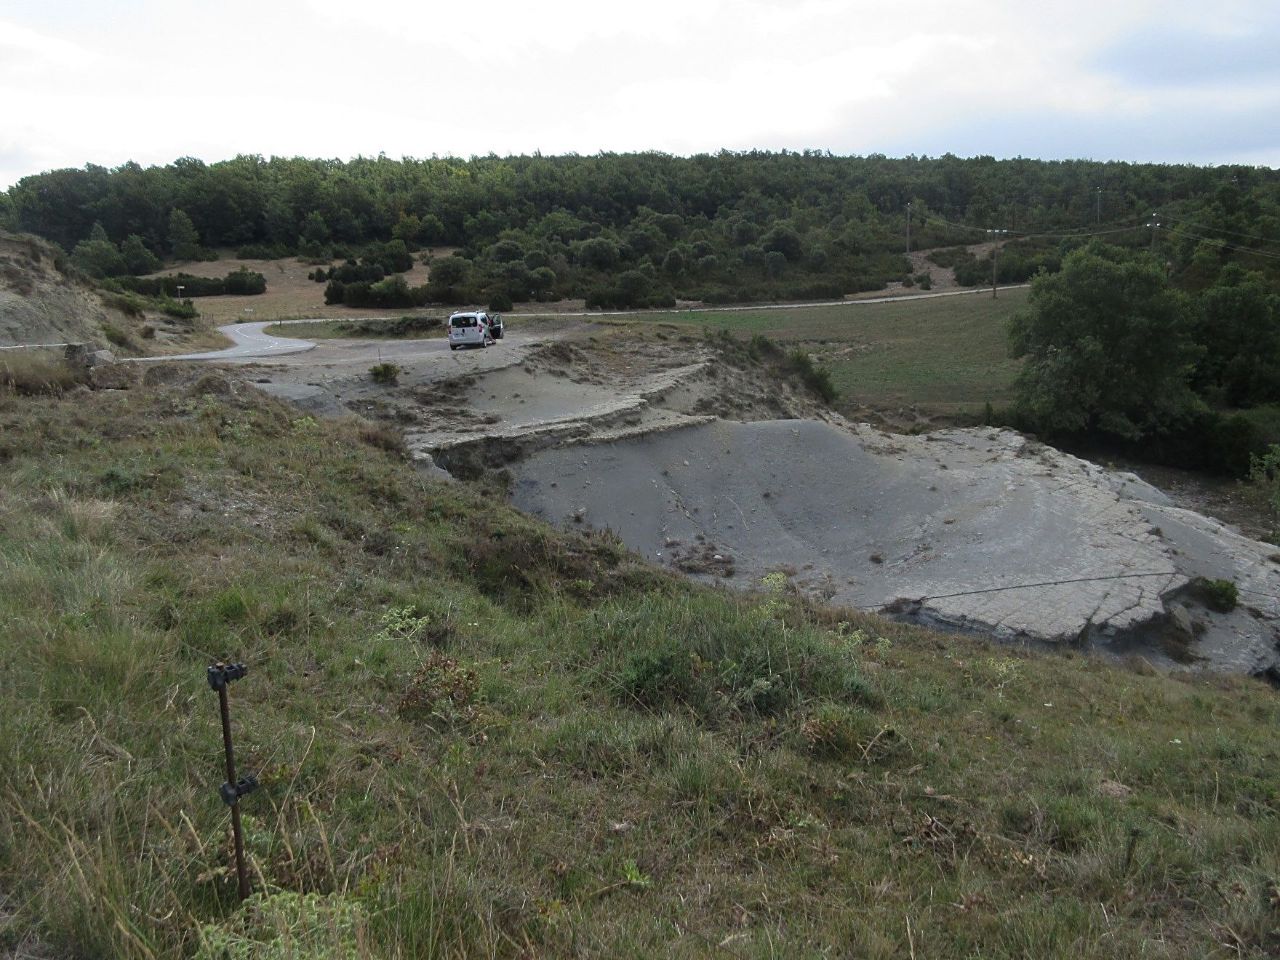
70 236 124 278
529 266 557 299
425 255 472 303
1194 266 1280 406
120 234 160 274
1009 243 1200 440
300 211 330 247
574 237 619 269
168 208 201 260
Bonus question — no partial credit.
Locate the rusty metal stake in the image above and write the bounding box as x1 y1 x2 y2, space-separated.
208 662 257 901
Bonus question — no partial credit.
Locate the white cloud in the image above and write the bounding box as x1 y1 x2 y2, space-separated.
0 0 1276 187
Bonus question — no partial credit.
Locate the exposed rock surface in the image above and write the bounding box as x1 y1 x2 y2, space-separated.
510 418 1280 675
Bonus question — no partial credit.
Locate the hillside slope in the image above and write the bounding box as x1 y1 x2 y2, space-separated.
0 232 125 347
1 368 1278 958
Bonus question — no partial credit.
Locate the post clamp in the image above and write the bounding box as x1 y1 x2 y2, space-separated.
208 662 248 691
219 775 259 806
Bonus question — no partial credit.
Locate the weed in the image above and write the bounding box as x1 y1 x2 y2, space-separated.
369 362 400 385
398 650 481 727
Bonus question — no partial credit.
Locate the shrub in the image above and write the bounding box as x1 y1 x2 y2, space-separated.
369 363 400 386
235 242 291 260
222 267 268 295
161 298 198 320
113 270 266 298
101 322 132 348
1192 578 1238 613
786 349 838 404
103 292 145 318
488 290 513 312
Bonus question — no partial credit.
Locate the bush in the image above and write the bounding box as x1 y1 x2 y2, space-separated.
161 298 198 320
1192 578 1239 613
488 290 513 312
235 243 291 260
369 363 400 385
114 270 266 298
786 349 838 404
102 292 145 318
222 267 268 295
101 322 132 348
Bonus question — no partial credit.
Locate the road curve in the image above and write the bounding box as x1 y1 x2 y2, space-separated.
133 321 318 362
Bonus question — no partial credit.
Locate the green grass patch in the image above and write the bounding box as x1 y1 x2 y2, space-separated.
1 371 1278 958
623 289 1029 416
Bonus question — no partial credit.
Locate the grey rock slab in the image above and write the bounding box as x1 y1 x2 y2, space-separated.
511 417 1280 673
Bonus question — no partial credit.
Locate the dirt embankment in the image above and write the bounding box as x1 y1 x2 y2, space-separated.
0 231 226 355
0 232 124 348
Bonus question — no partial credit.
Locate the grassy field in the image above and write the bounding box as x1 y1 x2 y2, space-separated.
625 289 1029 418
2 369 1279 958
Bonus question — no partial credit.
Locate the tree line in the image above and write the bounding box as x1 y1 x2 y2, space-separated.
1 152 1276 307
1010 242 1280 476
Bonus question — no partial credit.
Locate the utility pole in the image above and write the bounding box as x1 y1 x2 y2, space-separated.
1147 214 1160 253
906 201 912 255
986 228 1008 299
1095 186 1102 226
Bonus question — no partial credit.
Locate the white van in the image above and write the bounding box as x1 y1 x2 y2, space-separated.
447 311 503 350
448 312 490 350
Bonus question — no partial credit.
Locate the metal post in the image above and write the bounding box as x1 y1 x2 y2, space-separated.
209 662 256 901
906 201 911 255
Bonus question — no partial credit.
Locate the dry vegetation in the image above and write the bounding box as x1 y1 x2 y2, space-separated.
146 250 454 325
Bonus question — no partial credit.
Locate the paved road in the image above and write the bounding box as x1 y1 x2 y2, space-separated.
133 321 317 362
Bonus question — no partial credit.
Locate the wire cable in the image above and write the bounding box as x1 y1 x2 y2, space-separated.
1153 212 1280 248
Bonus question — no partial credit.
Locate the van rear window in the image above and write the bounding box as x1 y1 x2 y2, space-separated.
451 316 477 328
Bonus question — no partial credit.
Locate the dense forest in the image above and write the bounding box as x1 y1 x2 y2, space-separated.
2 152 1278 309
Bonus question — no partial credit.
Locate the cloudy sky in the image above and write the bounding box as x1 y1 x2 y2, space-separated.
1 0 1276 187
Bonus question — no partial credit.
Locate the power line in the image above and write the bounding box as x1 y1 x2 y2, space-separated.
1169 229 1280 263
1153 212 1280 248
920 213 1150 243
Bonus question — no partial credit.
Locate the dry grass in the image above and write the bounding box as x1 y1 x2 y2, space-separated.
146 250 454 325
0 350 87 395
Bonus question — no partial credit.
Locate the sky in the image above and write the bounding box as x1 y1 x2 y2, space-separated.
1 0 1277 188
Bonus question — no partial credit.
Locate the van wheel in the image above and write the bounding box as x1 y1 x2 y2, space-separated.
449 344 458 351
